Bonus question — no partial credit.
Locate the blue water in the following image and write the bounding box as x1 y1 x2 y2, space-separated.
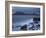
12 15 40 31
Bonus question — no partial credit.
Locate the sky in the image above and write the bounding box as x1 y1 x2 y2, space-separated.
12 7 40 14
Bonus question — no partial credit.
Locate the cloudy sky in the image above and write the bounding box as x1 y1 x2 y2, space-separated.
12 7 40 14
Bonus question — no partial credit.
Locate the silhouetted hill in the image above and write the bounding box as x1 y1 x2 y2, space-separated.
12 11 40 16
13 11 24 15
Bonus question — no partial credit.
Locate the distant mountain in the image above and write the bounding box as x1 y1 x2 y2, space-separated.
13 11 24 15
12 11 40 16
